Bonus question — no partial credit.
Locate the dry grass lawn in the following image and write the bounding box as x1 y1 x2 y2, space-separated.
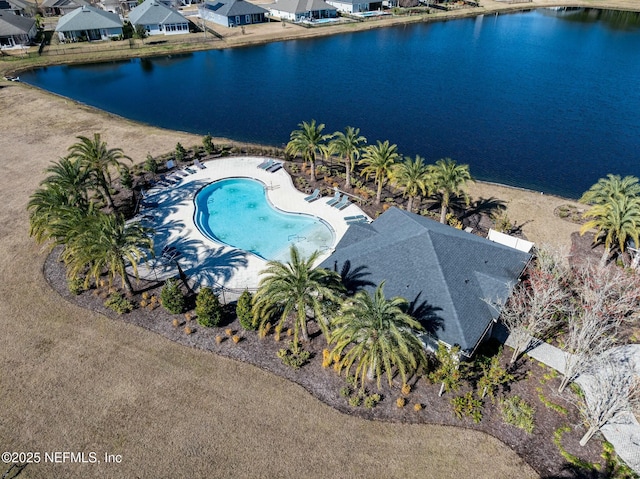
0 83 542 478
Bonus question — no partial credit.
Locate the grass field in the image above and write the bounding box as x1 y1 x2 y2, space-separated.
0 83 541 478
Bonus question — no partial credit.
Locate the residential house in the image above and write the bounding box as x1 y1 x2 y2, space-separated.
129 0 189 35
267 0 336 22
0 0 39 17
325 0 380 13
0 10 36 47
42 0 89 16
198 0 267 28
319 207 532 357
55 5 123 41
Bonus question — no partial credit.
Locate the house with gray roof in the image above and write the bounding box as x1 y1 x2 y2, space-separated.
55 5 123 42
199 0 267 28
267 0 336 22
129 0 189 35
42 0 89 16
0 0 39 17
324 0 380 13
0 10 36 48
319 207 532 357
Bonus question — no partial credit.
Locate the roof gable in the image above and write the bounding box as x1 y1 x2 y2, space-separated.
129 0 187 25
55 5 122 31
0 10 35 35
319 207 531 354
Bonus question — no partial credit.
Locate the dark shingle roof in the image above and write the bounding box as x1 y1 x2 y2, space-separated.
0 10 35 36
319 207 531 355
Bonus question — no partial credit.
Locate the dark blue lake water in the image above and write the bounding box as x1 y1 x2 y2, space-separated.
21 8 640 198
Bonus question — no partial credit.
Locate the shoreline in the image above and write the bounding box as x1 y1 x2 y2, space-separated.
2 0 639 77
1 81 585 251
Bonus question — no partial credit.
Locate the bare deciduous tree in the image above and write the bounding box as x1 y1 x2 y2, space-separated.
572 261 640 324
577 356 639 447
497 268 570 364
558 309 618 393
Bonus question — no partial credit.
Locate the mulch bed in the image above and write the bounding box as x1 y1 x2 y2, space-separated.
44 248 611 479
43 150 625 477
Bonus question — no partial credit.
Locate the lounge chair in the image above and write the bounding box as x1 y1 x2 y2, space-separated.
194 159 206 170
304 189 321 202
267 162 283 173
258 159 274 170
334 196 350 210
326 192 341 207
256 158 271 169
161 245 181 261
346 216 368 225
344 215 367 223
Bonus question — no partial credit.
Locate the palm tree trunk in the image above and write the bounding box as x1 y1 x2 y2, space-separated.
599 246 611 268
345 158 351 189
440 203 448 224
310 160 316 182
579 426 598 447
122 271 134 296
376 181 383 205
407 196 414 213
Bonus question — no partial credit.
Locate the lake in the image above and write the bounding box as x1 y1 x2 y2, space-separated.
21 8 640 198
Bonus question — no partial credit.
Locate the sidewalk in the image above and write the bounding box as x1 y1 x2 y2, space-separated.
505 336 640 472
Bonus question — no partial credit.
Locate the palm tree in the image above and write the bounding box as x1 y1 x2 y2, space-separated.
329 126 367 189
62 211 153 295
580 174 640 205
285 120 330 182
392 155 431 213
428 157 474 224
43 157 93 211
359 140 400 205
253 246 343 349
330 282 427 390
67 133 131 209
28 183 95 249
580 194 640 267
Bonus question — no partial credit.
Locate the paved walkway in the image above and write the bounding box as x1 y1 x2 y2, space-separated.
505 335 640 472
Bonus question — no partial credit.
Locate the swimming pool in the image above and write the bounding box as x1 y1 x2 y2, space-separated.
194 178 335 261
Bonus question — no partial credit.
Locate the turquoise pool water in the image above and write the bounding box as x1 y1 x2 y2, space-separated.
194 178 335 261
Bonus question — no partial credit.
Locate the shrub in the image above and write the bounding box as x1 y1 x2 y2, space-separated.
348 395 362 407
232 335 241 344
225 328 233 336
172 318 180 328
340 387 351 398
276 343 311 370
364 394 381 409
401 383 411 396
396 397 406 408
184 312 192 322
160 279 185 314
414 403 423 412
144 154 158 174
500 395 535 433
451 392 483 423
184 326 193 335
322 349 332 368
120 167 133 190
215 335 223 344
175 142 186 162
203 134 215 154
104 292 134 314
195 287 222 327
236 290 255 330
67 277 84 295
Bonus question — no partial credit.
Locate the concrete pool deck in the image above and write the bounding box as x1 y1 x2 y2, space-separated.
133 156 370 300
